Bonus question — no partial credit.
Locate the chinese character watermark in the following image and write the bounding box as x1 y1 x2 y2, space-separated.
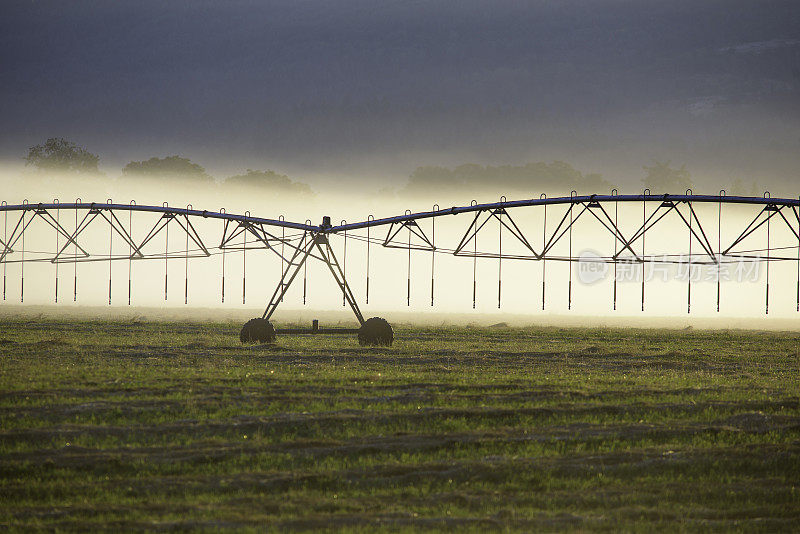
576 249 761 285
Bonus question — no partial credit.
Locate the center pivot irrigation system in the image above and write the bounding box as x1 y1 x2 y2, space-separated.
1 191 799 343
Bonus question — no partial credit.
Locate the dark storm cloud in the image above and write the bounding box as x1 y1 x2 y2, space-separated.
1 0 799 184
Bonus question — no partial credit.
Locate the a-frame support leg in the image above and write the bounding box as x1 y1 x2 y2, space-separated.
261 232 365 326
314 236 365 325
262 232 317 321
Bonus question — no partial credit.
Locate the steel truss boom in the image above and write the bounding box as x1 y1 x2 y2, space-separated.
330 194 800 233
2 193 800 318
0 202 315 231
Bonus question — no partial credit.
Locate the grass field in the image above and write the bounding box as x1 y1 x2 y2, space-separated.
1 318 798 531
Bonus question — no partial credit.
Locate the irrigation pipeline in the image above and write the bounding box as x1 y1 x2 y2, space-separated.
1 193 799 320
0 202 313 231
0 194 797 234
330 194 800 232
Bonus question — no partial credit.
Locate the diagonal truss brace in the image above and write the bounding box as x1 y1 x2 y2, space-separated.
723 203 799 256
220 220 328 264
454 208 539 259
136 212 210 259
1 208 97 263
262 232 364 325
383 220 435 251
0 211 38 262
613 200 717 262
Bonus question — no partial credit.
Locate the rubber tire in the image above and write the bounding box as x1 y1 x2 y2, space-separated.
239 318 276 344
358 317 394 346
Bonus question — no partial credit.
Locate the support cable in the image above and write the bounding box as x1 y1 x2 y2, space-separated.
304 219 311 304
220 209 226 303
797 196 799 312
21 200 26 303
367 214 373 304
164 202 169 301
74 198 80 301
471 200 477 309
405 210 411 307
642 189 650 311
2 200 6 300
541 193 547 310
612 189 618 311
687 190 693 314
243 211 249 305
129 201 135 305
54 199 59 303
498 196 505 308
185 205 191 305
718 190 724 312
431 205 438 306
108 198 113 305
765 192 771 314
342 220 348 306
568 191 576 310
279 215 285 303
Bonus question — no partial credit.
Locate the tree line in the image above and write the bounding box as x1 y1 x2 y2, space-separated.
23 138 313 196
24 137 717 195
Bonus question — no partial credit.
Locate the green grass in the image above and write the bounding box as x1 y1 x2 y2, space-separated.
0 319 798 531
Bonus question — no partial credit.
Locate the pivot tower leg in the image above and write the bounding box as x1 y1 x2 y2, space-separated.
262 232 365 326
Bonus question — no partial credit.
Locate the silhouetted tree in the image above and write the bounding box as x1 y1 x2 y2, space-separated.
223 169 313 196
122 156 211 181
24 138 101 174
642 161 692 192
730 178 760 196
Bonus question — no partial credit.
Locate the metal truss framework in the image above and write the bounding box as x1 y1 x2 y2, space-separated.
1 192 799 320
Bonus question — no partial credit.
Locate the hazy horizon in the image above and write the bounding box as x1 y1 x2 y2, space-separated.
2 0 799 194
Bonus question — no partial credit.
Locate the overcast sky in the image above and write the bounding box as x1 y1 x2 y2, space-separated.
1 0 798 188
